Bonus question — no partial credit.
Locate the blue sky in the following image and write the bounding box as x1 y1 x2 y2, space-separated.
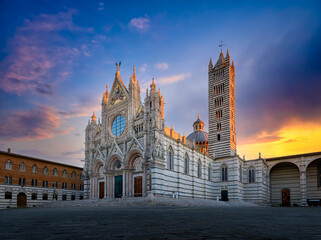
1 0 321 166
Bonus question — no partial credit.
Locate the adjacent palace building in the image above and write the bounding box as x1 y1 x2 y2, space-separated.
83 50 321 206
0 149 84 208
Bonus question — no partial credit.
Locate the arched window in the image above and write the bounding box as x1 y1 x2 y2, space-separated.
5 160 12 170
197 160 202 178
167 147 174 170
5 192 12 199
53 168 58 176
184 155 189 175
248 168 255 183
32 193 37 200
19 162 26 172
208 164 212 181
43 166 48 175
221 166 228 181
62 169 67 178
32 164 38 173
71 171 76 179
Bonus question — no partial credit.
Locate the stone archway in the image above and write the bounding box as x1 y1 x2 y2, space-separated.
17 192 27 208
306 158 321 206
270 162 300 206
125 149 144 197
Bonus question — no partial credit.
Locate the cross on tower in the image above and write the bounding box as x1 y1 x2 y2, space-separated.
218 40 225 51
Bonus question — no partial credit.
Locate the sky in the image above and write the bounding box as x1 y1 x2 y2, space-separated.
0 0 321 167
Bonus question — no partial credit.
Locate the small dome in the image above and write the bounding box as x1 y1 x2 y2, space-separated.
193 114 204 132
187 131 208 143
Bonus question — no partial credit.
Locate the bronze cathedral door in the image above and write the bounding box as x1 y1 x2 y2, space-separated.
134 176 142 197
99 182 104 199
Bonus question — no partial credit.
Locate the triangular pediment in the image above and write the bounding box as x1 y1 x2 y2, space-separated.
108 141 123 158
127 135 144 153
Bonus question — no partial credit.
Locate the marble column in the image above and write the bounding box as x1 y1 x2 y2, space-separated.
300 170 307 206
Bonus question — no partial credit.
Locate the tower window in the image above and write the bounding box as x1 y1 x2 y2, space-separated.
217 134 221 141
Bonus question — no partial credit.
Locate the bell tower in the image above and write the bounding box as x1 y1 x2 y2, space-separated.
208 49 236 158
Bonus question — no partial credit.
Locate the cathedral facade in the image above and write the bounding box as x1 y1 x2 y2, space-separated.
83 51 321 206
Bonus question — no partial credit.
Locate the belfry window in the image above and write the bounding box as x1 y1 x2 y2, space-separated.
217 134 221 141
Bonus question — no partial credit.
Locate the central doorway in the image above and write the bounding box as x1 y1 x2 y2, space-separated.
114 175 123 198
134 176 142 197
17 193 27 208
282 189 290 206
99 181 104 199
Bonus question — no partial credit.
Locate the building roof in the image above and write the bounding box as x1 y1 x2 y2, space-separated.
187 131 208 143
0 150 83 170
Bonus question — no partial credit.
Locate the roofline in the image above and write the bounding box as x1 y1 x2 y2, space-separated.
262 151 321 161
0 150 83 170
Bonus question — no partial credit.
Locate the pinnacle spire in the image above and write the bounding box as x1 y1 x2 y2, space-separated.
226 48 230 58
209 58 213 66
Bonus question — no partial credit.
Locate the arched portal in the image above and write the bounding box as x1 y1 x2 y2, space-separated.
270 162 300 206
306 158 321 206
125 150 144 197
17 192 27 208
92 160 105 199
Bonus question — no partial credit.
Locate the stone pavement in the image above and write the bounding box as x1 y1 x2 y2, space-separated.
1 200 321 239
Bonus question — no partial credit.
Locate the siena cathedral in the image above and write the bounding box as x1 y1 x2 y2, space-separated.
83 51 321 207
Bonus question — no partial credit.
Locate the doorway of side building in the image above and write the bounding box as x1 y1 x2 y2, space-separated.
282 189 290 206
99 181 104 199
17 193 27 208
134 176 142 197
114 175 123 198
221 190 228 201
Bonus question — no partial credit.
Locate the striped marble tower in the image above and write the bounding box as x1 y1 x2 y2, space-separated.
208 49 236 158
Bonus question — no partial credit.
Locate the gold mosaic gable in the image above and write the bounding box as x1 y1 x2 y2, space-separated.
109 82 126 107
136 105 144 119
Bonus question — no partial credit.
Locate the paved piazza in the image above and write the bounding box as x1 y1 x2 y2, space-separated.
1 202 321 240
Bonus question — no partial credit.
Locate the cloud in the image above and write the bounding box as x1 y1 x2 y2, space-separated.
0 9 89 96
140 63 147 73
155 62 169 71
236 23 321 141
0 106 73 142
158 73 191 85
129 16 150 31
98 2 104 11
57 95 101 119
62 148 84 156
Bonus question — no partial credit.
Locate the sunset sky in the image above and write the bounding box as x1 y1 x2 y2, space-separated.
1 0 321 167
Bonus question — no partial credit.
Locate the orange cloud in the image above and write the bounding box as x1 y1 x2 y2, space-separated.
0 106 73 142
238 119 321 160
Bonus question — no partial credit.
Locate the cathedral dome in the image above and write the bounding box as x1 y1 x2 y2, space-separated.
187 114 208 143
187 130 208 143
